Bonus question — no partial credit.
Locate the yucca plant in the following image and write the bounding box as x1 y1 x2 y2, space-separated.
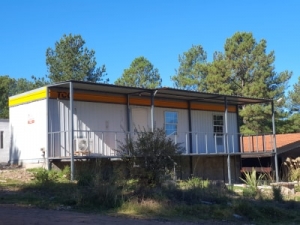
240 168 265 196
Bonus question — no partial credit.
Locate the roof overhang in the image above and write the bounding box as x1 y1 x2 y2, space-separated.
47 80 272 106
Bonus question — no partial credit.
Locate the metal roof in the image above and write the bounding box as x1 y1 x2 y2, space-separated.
47 80 273 106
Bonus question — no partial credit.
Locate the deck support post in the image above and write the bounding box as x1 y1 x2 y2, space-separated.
127 94 131 133
272 101 279 182
151 90 157 132
188 101 193 176
69 82 75 181
225 97 231 185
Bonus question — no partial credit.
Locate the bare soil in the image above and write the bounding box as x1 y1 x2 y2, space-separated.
0 166 248 225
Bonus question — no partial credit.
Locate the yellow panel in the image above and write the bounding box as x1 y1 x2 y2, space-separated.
9 87 47 107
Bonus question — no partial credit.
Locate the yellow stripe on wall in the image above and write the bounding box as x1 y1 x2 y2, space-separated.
9 87 47 107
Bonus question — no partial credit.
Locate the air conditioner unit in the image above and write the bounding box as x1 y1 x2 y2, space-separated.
75 138 93 156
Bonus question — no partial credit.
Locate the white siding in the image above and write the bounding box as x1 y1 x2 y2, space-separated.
48 100 127 157
47 99 239 157
154 107 189 152
191 110 239 154
9 100 47 164
0 119 10 164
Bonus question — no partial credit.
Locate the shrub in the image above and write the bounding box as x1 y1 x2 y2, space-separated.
75 159 126 209
118 128 183 194
32 168 55 185
284 157 300 182
272 186 283 202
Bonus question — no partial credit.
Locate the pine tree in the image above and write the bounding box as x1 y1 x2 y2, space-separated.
46 34 108 83
115 57 161 88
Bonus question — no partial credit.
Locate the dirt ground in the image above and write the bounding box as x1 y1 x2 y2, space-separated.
0 166 247 225
0 204 244 225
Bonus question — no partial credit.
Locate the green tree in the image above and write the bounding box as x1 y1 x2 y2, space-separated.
46 34 108 83
205 52 233 95
288 76 300 112
0 75 48 118
223 32 291 133
223 32 290 99
0 75 13 118
172 32 291 134
284 76 300 133
171 45 207 91
115 56 161 88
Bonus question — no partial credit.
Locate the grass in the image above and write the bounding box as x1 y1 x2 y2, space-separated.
1 168 300 225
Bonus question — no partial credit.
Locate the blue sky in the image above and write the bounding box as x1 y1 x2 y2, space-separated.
1 0 299 92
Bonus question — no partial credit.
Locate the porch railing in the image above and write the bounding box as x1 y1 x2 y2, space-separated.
48 130 276 158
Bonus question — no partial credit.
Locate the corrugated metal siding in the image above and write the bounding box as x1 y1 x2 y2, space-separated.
48 100 127 157
9 100 46 164
191 110 238 154
0 119 10 163
48 99 239 157
154 107 189 153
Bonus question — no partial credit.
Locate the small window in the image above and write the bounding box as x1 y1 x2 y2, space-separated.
165 111 178 135
213 115 223 145
0 131 3 149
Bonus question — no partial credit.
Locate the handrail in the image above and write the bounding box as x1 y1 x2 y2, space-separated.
47 130 276 158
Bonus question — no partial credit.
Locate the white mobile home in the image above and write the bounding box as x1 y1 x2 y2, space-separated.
9 81 278 182
0 119 9 164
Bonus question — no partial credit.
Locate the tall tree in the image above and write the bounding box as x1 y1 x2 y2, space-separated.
223 32 290 99
205 52 233 95
0 76 13 118
288 76 300 112
223 32 291 133
172 32 291 134
46 34 108 83
0 75 48 119
171 45 207 91
285 76 300 133
115 57 161 88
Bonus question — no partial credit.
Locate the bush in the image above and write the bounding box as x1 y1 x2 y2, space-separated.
75 160 126 209
283 157 300 182
118 128 183 194
30 168 58 185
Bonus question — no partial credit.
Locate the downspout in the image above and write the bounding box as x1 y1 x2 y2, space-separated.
188 101 193 177
69 82 75 181
127 94 131 133
272 101 279 182
150 90 158 132
225 97 231 185
236 105 241 181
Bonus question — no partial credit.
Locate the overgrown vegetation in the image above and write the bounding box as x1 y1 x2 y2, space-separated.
240 168 266 198
1 133 300 224
283 157 300 182
117 128 183 196
1 164 300 224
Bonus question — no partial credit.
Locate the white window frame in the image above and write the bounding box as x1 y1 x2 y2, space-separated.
164 111 178 136
213 115 223 145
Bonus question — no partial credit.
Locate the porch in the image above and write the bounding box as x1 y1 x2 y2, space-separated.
48 130 276 159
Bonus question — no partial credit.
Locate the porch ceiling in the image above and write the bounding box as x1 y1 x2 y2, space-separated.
47 80 272 106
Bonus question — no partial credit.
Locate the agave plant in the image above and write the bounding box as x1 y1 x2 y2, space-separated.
240 168 265 192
